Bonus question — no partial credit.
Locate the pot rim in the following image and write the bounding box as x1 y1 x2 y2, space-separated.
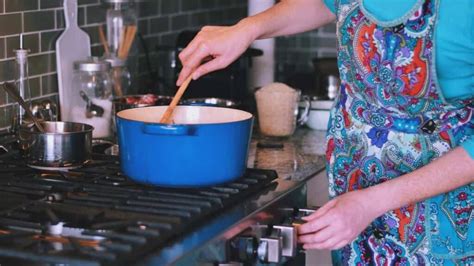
112 94 174 102
19 121 94 135
181 97 239 106
117 106 253 125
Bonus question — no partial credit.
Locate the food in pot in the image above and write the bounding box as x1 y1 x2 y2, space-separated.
124 94 158 105
112 94 174 116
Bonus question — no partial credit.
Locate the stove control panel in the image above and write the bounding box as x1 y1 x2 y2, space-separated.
227 207 318 265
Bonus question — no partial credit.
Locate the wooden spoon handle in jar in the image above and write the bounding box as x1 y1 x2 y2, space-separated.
159 74 193 124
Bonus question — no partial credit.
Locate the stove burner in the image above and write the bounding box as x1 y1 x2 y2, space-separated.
27 163 85 171
0 153 277 265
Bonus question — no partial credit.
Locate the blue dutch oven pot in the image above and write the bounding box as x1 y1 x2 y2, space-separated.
116 106 253 187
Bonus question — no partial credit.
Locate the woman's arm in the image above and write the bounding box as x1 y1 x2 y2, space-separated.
298 146 474 250
176 0 335 85
243 0 336 40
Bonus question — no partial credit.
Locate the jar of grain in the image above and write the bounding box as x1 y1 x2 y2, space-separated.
255 82 301 137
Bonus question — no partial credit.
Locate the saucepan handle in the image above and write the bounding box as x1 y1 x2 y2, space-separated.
142 124 193 136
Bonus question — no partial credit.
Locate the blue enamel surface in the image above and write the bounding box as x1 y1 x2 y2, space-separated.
116 115 253 187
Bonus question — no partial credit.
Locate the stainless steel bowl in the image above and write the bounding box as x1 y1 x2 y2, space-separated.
18 121 94 170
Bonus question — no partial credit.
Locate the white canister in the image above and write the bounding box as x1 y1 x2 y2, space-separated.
304 100 334 131
255 82 301 137
71 58 113 139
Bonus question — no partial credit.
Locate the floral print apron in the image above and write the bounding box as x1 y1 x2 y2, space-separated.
326 0 474 264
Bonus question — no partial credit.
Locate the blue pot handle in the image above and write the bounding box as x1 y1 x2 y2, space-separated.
142 124 193 136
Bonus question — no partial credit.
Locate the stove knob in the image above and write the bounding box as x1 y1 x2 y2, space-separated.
274 225 297 257
229 236 257 261
257 228 282 263
297 207 319 217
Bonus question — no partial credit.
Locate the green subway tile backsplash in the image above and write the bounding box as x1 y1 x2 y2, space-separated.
40 0 62 9
77 0 99 5
29 53 56 76
29 77 42 98
171 14 189 31
0 14 22 36
150 16 170 34
0 106 11 128
137 1 159 18
85 5 106 24
0 60 15 82
41 73 58 95
5 0 39 13
0 90 6 106
0 38 4 59
0 0 336 131
40 30 61 52
161 1 180 15
24 10 55 32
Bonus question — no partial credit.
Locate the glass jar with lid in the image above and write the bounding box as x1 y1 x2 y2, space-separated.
104 0 137 57
71 57 113 139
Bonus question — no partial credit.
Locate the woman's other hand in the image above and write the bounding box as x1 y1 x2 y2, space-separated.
176 22 256 86
297 190 379 250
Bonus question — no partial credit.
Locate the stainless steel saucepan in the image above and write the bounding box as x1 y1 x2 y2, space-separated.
18 121 94 170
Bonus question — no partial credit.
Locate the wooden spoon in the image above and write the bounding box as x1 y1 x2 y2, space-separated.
159 74 193 124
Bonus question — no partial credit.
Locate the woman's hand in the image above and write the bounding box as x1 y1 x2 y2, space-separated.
297 189 379 250
175 0 336 86
176 22 256 86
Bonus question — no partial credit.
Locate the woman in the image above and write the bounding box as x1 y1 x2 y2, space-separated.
177 0 474 264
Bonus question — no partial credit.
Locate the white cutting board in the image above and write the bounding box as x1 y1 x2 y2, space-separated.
56 0 91 121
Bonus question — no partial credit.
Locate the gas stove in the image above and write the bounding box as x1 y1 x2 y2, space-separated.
0 151 280 265
0 131 327 266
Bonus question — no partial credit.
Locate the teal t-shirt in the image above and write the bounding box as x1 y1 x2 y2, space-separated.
323 0 474 158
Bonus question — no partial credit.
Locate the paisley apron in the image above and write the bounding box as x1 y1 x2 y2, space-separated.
326 0 474 264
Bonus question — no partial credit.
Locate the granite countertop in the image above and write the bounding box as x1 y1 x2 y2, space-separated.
247 128 328 182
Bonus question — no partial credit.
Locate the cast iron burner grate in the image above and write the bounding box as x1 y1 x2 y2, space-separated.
0 153 277 265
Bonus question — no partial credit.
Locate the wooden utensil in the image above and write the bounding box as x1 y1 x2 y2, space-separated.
159 74 194 124
2 82 45 132
118 25 137 60
98 25 109 55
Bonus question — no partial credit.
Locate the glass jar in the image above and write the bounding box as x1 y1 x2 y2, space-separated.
72 58 113 139
104 0 137 57
11 48 33 133
104 56 132 96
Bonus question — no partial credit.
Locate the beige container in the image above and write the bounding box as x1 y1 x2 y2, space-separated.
255 82 300 137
